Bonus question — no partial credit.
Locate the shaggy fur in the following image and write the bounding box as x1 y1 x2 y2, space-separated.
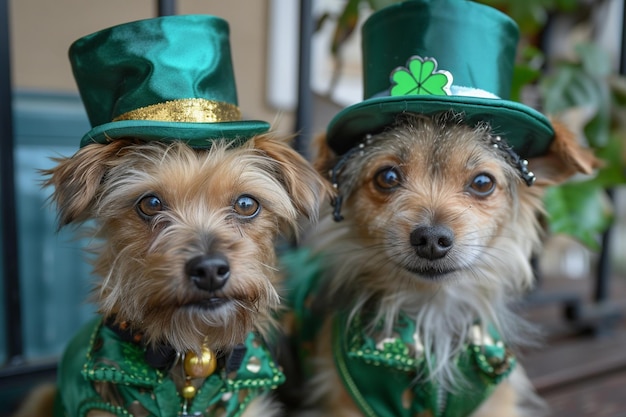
32 134 327 417
292 112 599 417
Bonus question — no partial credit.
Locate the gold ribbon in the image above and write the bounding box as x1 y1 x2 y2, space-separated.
113 98 242 123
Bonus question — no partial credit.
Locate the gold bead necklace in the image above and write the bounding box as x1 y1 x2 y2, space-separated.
180 345 218 414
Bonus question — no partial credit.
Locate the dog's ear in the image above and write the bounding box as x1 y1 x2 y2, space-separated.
529 121 602 186
252 134 331 221
43 140 129 227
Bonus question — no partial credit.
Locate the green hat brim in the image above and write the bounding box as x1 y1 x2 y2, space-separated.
79 119 271 148
327 95 554 157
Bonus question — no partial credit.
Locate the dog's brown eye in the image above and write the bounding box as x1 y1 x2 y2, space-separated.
234 195 260 219
468 173 496 197
137 195 163 218
374 167 401 191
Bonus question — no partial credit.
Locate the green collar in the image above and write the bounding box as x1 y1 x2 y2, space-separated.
55 317 285 417
332 312 515 417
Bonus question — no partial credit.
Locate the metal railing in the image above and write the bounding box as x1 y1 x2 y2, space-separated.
1 0 22 369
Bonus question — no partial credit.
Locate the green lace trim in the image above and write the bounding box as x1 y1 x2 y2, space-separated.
78 320 284 416
334 312 516 417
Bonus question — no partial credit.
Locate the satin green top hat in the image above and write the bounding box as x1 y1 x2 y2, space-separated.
69 14 270 148
326 0 554 157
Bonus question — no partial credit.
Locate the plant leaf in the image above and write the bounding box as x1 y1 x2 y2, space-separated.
592 132 626 188
511 64 540 102
543 182 613 250
576 43 612 78
366 0 403 10
331 0 361 56
540 59 611 147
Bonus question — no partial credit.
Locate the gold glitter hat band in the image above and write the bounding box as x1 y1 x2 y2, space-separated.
113 98 242 123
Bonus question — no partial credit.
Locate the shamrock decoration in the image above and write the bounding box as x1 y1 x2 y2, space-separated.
390 56 452 97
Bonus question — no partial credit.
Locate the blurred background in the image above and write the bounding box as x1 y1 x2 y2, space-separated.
1 0 625 415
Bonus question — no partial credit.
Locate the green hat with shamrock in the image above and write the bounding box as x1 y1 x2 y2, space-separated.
326 0 554 157
69 14 270 148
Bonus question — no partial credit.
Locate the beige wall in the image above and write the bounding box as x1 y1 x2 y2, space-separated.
9 0 294 133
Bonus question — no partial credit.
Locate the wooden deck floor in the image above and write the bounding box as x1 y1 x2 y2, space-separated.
522 275 626 417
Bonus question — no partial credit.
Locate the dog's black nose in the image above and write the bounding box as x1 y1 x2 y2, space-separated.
185 254 230 291
410 225 454 260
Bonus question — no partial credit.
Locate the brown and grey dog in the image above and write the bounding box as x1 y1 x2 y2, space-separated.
284 112 598 417
40 134 325 417
281 1 601 415
14 14 329 417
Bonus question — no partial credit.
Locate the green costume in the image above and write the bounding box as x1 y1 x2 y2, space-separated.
282 249 516 417
54 317 285 417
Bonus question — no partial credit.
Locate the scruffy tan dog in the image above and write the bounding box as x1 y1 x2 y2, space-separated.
11 14 331 417
281 1 601 415
42 134 324 417
283 112 599 417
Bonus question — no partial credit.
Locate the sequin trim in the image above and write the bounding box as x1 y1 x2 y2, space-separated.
113 98 242 123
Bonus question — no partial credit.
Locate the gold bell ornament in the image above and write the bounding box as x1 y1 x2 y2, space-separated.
181 346 217 401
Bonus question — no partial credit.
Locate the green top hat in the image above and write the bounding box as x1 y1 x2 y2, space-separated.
326 0 554 157
69 14 270 148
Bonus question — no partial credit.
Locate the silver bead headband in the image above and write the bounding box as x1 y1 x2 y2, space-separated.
490 135 536 186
